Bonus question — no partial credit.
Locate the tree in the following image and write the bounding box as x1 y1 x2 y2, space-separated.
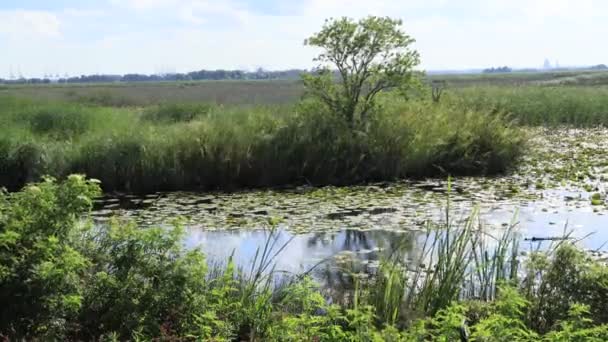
303 16 420 127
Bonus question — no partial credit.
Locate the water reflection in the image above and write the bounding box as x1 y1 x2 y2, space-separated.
185 227 431 304
185 228 416 275
93 181 608 253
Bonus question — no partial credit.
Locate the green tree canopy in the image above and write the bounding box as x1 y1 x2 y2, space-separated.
303 16 421 126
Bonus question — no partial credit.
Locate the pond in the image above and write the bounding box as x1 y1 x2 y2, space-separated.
92 128 608 272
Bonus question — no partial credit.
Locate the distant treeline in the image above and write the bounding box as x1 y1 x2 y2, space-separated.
2 65 608 85
0 68 307 85
483 66 512 73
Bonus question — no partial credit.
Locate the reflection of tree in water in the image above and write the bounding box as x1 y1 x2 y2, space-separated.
306 230 417 306
342 230 372 251
306 230 412 253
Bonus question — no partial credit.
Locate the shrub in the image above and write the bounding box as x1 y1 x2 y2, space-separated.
0 175 100 338
0 138 51 191
525 244 608 333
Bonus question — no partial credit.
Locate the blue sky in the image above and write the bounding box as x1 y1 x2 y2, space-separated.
1 0 606 78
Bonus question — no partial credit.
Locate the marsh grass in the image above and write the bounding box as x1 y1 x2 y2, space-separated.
0 95 525 192
452 86 608 126
0 80 306 106
354 182 521 329
141 103 213 123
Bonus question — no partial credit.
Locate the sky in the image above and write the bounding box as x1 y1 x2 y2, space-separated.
0 0 606 78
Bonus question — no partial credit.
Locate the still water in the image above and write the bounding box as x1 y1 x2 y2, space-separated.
92 177 608 273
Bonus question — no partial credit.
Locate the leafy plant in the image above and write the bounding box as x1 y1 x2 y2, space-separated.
303 16 421 127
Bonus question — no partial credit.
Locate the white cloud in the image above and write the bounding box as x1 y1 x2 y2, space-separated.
112 0 251 25
2 0 608 77
111 0 178 10
62 8 107 17
0 10 62 39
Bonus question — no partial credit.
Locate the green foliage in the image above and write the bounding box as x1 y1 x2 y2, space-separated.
0 95 525 192
303 16 421 126
26 106 92 138
78 222 212 339
524 244 608 333
543 304 608 341
3 177 608 340
469 286 538 341
0 175 100 338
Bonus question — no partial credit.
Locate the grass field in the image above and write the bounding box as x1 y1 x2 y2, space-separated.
2 69 607 107
429 69 608 87
0 94 524 192
3 69 608 192
450 86 608 126
0 80 305 106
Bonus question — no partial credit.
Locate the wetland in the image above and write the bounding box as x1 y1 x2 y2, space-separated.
4 14 608 339
92 127 608 271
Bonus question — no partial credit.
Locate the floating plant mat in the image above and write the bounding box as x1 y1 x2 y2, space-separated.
93 128 608 250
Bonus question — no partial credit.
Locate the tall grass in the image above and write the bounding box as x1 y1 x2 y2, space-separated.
452 86 608 126
354 185 521 328
0 95 525 192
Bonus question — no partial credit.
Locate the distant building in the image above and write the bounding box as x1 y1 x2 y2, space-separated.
543 59 552 70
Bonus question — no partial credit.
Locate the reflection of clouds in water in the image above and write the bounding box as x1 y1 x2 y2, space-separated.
517 207 605 248
185 228 413 273
186 229 328 273
477 188 607 250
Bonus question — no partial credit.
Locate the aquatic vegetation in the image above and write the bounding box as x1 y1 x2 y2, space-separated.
591 193 603 206
3 177 608 340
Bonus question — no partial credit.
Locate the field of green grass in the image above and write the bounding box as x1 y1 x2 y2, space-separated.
2 69 607 107
0 80 305 106
0 93 523 192
450 86 608 126
3 69 608 193
429 69 608 87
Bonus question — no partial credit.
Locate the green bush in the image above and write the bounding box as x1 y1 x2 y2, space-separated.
0 137 51 191
524 244 608 333
0 175 100 338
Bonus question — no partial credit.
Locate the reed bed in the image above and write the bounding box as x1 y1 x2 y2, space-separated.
0 95 525 192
